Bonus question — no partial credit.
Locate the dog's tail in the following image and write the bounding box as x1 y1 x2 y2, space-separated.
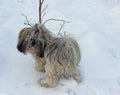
62 35 81 65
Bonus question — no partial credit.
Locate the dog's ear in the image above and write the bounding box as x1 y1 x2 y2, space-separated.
19 27 30 40
17 27 31 53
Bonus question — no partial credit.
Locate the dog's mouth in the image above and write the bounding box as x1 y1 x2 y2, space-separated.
32 45 44 57
30 39 45 57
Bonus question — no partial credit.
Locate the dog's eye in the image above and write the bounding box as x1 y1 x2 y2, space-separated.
32 40 36 46
31 39 36 46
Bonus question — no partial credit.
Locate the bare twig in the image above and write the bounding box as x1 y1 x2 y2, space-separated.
39 0 42 23
41 0 44 4
42 18 70 25
21 13 32 26
39 0 45 24
43 18 70 37
41 4 48 14
41 12 46 22
41 4 48 23
58 21 65 36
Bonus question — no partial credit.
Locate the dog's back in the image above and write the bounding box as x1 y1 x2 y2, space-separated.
44 36 81 66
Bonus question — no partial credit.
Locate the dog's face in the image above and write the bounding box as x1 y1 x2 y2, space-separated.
17 24 51 57
17 27 31 53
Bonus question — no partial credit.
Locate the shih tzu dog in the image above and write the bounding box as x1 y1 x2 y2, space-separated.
17 23 82 87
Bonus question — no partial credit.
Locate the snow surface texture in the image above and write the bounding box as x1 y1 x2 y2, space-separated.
0 0 120 95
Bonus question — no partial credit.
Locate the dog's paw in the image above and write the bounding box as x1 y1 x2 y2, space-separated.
73 75 83 83
35 66 45 72
37 78 57 88
38 79 51 88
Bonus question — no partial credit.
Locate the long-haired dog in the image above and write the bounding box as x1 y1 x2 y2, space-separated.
17 24 82 87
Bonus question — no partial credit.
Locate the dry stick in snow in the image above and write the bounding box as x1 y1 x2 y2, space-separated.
43 18 70 25
58 21 65 36
21 13 32 26
41 5 48 21
43 18 71 37
39 0 45 24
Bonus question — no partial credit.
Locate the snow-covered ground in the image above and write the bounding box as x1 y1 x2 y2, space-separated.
0 0 120 95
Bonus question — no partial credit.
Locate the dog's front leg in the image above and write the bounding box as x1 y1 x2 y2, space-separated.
38 62 62 88
35 57 46 72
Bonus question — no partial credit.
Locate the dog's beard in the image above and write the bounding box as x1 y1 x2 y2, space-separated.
29 38 45 57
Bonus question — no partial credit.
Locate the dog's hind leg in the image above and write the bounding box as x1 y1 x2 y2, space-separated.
71 68 82 83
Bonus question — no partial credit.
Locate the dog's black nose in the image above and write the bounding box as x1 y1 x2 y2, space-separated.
17 43 25 53
17 44 24 52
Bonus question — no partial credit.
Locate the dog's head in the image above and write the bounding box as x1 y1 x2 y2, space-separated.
17 27 31 53
17 24 52 57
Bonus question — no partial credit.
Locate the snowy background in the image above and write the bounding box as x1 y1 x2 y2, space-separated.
0 0 120 95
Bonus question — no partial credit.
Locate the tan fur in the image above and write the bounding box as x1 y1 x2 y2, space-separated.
34 55 45 72
17 24 82 88
18 28 30 46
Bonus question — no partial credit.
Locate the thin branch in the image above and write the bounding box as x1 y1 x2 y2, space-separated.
21 13 32 26
41 12 46 22
39 0 42 23
39 0 47 24
41 4 48 14
58 21 65 36
42 18 71 25
41 4 48 22
39 0 46 24
41 0 44 4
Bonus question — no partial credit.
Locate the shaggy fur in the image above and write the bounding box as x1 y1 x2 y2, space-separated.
17 24 82 87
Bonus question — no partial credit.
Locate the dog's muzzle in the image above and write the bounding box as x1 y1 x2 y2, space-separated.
17 42 25 53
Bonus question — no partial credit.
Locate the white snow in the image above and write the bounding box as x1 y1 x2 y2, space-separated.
0 0 120 95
